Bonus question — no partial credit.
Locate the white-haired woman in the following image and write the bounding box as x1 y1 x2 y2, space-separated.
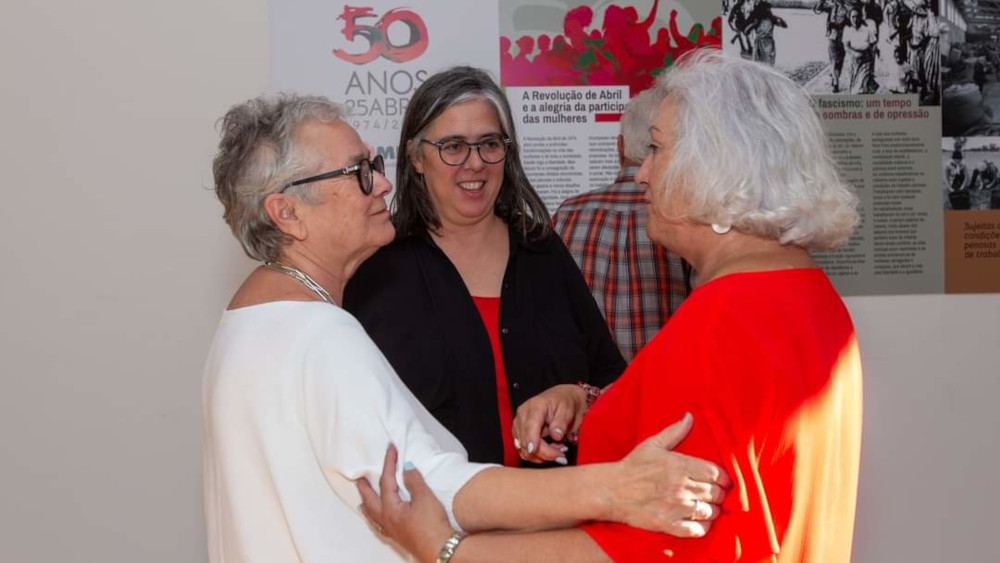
202 94 730 563
360 50 864 563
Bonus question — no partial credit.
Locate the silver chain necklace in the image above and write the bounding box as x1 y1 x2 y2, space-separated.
264 261 335 305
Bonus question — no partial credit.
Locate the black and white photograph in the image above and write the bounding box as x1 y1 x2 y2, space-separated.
942 136 1000 209
724 0 941 105
940 1 1000 136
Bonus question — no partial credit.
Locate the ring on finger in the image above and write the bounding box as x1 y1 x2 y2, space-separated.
692 499 706 521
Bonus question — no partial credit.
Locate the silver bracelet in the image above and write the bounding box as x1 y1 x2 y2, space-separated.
436 530 467 563
578 381 604 409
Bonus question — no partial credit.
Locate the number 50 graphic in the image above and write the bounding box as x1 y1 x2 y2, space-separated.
333 5 429 65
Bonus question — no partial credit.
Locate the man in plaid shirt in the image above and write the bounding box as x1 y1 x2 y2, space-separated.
552 89 691 362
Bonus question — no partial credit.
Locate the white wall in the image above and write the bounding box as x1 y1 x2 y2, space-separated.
846 294 1000 562
0 1 264 560
0 2 996 562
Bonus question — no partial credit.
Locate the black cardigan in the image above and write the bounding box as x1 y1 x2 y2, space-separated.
343 228 625 465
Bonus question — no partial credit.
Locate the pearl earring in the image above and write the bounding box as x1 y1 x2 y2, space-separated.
711 223 732 235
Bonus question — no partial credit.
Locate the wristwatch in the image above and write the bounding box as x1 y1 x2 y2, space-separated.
436 530 467 563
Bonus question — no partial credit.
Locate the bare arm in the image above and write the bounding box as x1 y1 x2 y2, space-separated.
360 452 613 563
453 530 609 563
360 414 728 536
454 463 611 531
456 414 726 534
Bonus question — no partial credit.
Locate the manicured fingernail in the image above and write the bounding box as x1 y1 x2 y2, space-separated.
527 442 535 454
555 456 568 465
560 445 569 453
403 461 415 471
552 428 564 437
514 437 521 450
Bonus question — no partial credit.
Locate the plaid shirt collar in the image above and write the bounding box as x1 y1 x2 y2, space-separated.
614 165 640 185
602 165 645 196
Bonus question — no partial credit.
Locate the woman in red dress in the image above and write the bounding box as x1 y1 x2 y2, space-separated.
359 49 863 563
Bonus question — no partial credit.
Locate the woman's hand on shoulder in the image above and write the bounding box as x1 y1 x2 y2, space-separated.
357 444 455 563
512 384 587 464
605 413 733 538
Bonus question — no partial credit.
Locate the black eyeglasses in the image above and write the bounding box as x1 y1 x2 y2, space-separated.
281 154 385 195
420 135 511 166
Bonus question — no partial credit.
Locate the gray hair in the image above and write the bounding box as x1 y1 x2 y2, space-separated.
211 94 347 262
393 66 551 240
651 49 858 250
621 88 667 164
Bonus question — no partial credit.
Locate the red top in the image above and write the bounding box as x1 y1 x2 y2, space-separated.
472 296 520 467
578 269 863 563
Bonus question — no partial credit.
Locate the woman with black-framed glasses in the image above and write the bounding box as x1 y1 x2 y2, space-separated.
280 154 385 195
419 135 511 166
343 66 628 469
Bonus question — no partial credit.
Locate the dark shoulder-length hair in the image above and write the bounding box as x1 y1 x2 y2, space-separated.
392 66 551 240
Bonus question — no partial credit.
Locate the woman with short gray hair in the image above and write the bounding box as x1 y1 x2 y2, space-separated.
363 50 864 563
212 95 350 262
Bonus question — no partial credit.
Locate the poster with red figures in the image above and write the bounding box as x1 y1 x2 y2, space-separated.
498 0 721 211
500 0 721 93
